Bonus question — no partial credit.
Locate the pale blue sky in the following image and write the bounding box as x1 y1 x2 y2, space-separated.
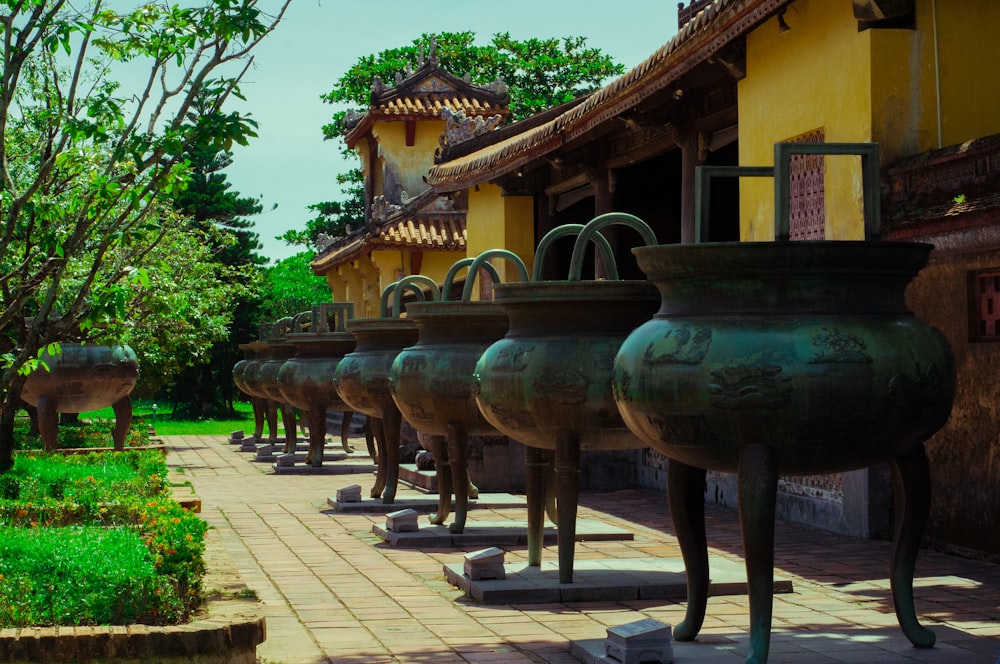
227 1 680 262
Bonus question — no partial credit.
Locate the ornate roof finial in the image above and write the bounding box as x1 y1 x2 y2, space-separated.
371 75 387 95
418 45 425 67
428 37 438 66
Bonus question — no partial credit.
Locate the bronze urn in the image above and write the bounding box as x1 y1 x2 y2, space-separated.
612 143 956 663
334 280 428 502
276 305 357 467
388 257 516 533
473 216 659 582
21 342 139 451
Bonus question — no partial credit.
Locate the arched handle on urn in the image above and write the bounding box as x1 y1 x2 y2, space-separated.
439 256 502 301
384 276 440 318
532 223 619 281
459 250 530 302
567 212 658 281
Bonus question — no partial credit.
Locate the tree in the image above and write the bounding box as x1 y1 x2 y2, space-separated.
166 124 269 419
0 1 291 469
284 31 624 248
258 250 333 324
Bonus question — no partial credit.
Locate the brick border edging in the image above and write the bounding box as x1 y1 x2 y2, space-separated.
0 527 266 663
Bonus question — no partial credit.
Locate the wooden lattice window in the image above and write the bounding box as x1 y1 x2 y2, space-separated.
788 130 825 240
971 270 1000 342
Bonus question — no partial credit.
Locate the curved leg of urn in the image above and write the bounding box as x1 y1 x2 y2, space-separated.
555 435 581 584
340 411 354 453
250 397 266 441
265 399 279 444
525 446 549 567
428 435 452 525
307 404 327 468
280 402 297 455
544 451 558 523
380 407 402 504
37 395 59 453
363 416 378 463
669 459 709 642
111 395 133 451
889 444 936 648
738 443 778 664
369 417 388 499
447 420 470 534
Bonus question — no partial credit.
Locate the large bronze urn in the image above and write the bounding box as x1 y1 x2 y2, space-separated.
254 318 300 454
276 304 357 467
21 342 139 451
233 338 277 444
334 280 428 502
612 143 956 663
389 257 516 533
473 216 659 582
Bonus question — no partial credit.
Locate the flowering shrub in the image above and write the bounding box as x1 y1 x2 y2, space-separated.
0 450 206 626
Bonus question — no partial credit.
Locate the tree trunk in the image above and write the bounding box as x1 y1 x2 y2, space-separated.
0 372 29 471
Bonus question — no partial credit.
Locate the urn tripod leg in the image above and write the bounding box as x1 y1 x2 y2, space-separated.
555 435 581 584
369 417 387 498
280 402 297 455
668 459 709 642
36 395 59 452
251 396 267 441
111 395 133 451
447 420 470 534
306 403 327 467
265 399 279 444
525 446 550 567
340 411 354 453
363 416 378 463
429 435 452 525
890 443 936 648
738 443 778 664
380 407 402 504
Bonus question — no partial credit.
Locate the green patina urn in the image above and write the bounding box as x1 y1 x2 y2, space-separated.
21 342 139 451
613 241 954 474
335 317 419 502
612 239 956 664
276 307 357 466
389 299 509 533
473 279 659 582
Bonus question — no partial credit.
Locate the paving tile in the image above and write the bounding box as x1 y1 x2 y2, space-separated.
162 435 1000 664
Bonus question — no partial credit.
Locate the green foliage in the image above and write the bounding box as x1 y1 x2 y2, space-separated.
293 31 624 249
258 251 332 323
321 31 624 138
0 526 185 626
0 0 290 470
0 451 206 626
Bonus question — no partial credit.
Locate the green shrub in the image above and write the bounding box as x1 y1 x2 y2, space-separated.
0 451 207 626
0 526 186 626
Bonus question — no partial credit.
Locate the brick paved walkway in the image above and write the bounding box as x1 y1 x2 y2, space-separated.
165 434 1000 664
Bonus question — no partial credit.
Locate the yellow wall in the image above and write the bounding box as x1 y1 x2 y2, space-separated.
372 119 446 197
739 0 872 241
740 0 1000 242
467 184 535 294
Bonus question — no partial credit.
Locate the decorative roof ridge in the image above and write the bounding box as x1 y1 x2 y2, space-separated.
426 0 790 190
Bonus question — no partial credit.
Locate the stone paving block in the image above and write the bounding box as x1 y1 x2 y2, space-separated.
372 518 633 548
331 492 528 513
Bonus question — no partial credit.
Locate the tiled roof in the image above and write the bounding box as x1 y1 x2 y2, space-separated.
426 0 791 191
377 95 504 119
311 211 466 275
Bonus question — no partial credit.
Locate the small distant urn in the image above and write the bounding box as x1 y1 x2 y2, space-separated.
21 343 140 452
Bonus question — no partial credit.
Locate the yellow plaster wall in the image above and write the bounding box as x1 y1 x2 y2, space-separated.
739 0 872 241
325 272 347 303
467 184 535 291
373 120 446 196
740 1 1000 242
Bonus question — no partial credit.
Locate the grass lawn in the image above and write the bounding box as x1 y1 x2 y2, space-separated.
82 399 262 437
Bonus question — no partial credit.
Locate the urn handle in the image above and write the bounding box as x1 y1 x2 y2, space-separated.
442 256 502 299
532 223 618 281
385 275 440 318
459 250 529 302
567 212 658 281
